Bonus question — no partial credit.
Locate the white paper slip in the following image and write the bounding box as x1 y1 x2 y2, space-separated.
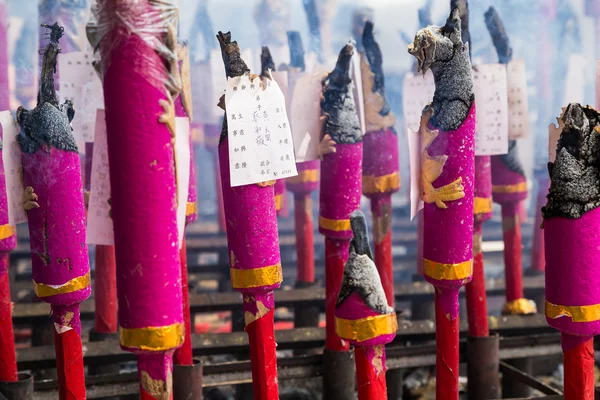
225 74 298 187
506 59 529 140
0 111 27 225
563 54 586 106
407 127 423 220
86 110 114 246
210 48 254 121
175 117 191 247
270 71 289 105
290 73 322 162
402 71 435 133
351 51 366 135
473 64 509 156
58 51 104 152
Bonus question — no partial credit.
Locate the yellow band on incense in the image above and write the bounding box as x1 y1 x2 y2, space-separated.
287 169 318 184
319 216 351 232
186 202 197 217
474 197 493 215
423 258 472 280
274 194 283 211
230 263 283 289
503 298 537 315
362 172 400 194
546 301 600 323
335 313 398 342
257 180 276 187
33 272 91 298
120 322 185 351
492 182 527 194
0 224 15 241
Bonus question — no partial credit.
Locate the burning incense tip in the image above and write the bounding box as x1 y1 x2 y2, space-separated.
349 210 372 259
217 31 250 79
260 46 275 78
543 103 600 220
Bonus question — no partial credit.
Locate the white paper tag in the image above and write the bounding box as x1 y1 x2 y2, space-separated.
407 128 423 220
225 74 298 187
473 64 509 156
402 71 435 133
86 109 114 245
506 59 529 140
58 51 104 152
351 51 366 135
270 71 289 103
210 48 254 122
290 72 322 162
0 111 27 225
175 117 191 247
563 54 586 106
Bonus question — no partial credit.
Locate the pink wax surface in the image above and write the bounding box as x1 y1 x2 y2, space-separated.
491 153 527 204
21 147 90 306
423 104 476 317
545 207 600 337
362 128 400 198
218 138 281 294
319 143 363 240
474 155 492 222
0 123 16 254
102 33 182 338
286 159 319 195
335 292 396 347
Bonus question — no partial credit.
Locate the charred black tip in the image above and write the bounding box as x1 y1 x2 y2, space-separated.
216 31 250 78
287 31 306 71
41 23 64 43
350 210 372 259
260 46 275 78
362 20 375 43
484 6 513 64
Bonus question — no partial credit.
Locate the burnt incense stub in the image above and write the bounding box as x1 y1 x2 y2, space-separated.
17 23 77 154
217 31 251 146
260 46 275 78
321 44 362 144
543 104 600 220
362 21 393 123
407 8 474 131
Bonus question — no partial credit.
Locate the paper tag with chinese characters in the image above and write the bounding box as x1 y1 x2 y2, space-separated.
86 110 114 245
506 59 529 139
407 127 423 220
473 64 509 156
0 111 27 225
290 72 322 162
351 51 366 135
210 48 254 119
58 51 104 152
225 74 298 187
175 117 191 247
402 71 435 133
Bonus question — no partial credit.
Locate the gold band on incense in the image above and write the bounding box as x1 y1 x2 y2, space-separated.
33 272 91 298
230 263 283 289
120 322 185 351
335 313 398 342
423 258 472 280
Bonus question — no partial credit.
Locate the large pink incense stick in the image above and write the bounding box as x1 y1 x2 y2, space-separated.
89 1 184 397
360 21 399 307
217 31 282 399
544 104 600 400
335 211 397 400
408 9 475 399
17 23 90 399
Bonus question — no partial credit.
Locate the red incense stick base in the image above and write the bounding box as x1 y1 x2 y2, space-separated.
245 307 279 400
0 257 17 382
295 194 315 284
138 352 174 400
53 307 86 400
465 224 489 337
173 238 193 366
325 238 351 351
371 195 394 306
355 345 388 400
94 245 117 333
435 291 460 400
563 334 595 400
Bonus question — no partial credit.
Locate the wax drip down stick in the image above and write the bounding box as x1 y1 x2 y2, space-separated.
284 31 320 331
0 0 18 386
544 104 600 400
360 21 399 307
408 9 475 400
319 43 362 399
88 0 184 397
16 23 90 400
216 31 282 400
260 47 286 216
485 7 536 316
335 211 397 400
